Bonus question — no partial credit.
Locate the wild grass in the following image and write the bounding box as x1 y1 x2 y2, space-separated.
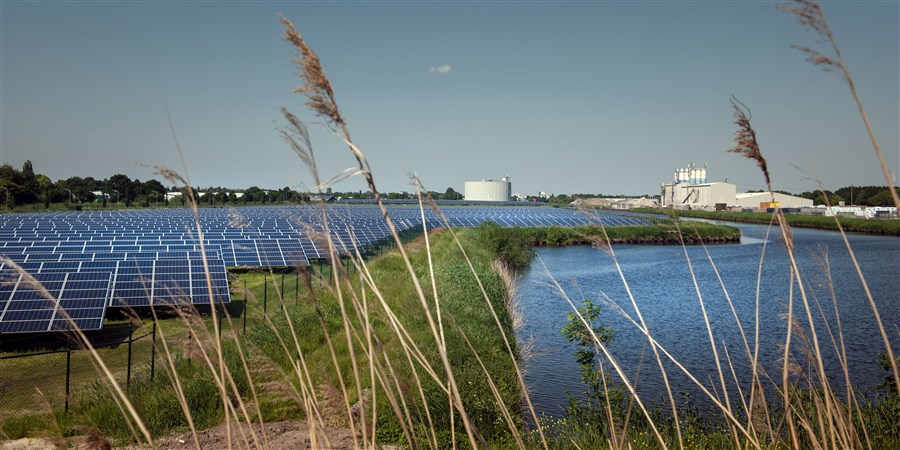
0 328 155 421
632 208 900 235
238 228 521 447
2 1 898 448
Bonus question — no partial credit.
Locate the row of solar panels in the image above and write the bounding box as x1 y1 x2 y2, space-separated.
0 206 654 334
0 208 648 262
0 205 641 228
0 256 230 334
336 199 527 205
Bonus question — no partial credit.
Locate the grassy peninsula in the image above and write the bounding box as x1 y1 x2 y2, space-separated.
633 208 900 235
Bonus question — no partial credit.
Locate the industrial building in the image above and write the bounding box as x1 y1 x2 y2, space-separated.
732 192 813 209
661 163 736 210
660 163 811 210
465 176 512 202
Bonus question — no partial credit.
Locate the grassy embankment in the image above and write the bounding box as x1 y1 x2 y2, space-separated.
632 208 900 235
0 220 739 447
3 227 519 447
4 220 899 448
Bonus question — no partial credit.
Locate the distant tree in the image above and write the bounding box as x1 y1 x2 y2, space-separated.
244 186 263 203
105 174 132 205
37 174 52 208
0 164 24 207
20 160 40 204
814 190 845 206
57 176 95 202
549 194 575 205
867 189 899 207
441 187 463 200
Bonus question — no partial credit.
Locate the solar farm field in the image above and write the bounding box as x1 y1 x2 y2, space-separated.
0 205 650 334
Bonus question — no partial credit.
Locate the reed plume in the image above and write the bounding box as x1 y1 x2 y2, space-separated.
780 0 900 211
280 16 344 128
728 97 771 193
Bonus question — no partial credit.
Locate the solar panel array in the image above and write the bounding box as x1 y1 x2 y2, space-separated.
0 205 652 333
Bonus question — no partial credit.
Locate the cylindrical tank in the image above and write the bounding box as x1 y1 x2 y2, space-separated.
465 179 512 201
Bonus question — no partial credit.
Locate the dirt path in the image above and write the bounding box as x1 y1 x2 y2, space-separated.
129 421 365 450
2 420 391 450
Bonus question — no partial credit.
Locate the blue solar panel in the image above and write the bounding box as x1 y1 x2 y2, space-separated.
0 205 655 333
0 272 111 333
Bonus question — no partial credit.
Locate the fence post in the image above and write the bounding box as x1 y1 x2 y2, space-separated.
150 321 157 381
280 273 285 311
263 277 268 316
243 279 248 333
126 326 133 390
65 348 72 414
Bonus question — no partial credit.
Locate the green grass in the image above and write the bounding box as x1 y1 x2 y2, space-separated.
633 208 900 235
239 228 521 447
0 324 156 422
476 221 740 270
4 222 898 448
58 346 247 443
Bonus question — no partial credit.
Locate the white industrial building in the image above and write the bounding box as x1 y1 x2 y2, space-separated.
660 163 811 210
662 182 737 210
465 176 512 202
733 192 812 209
660 163 737 210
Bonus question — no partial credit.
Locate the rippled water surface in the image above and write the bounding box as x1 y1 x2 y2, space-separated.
515 222 900 418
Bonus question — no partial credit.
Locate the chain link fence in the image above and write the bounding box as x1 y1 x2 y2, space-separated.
0 323 157 421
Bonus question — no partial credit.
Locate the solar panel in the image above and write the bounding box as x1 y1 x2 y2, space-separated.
0 271 110 333
0 205 656 333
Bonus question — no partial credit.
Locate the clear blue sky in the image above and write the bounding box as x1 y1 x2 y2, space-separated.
1 1 897 196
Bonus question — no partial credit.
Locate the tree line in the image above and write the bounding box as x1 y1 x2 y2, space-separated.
2 160 896 210
0 161 467 209
0 161 169 209
798 186 900 207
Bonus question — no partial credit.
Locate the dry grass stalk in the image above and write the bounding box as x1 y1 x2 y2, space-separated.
280 16 344 127
411 179 548 449
577 207 685 448
595 273 763 446
0 258 154 446
780 0 900 212
72 425 112 450
162 111 238 447
728 98 771 192
726 100 885 448
673 220 739 447
278 20 489 447
454 322 527 450
537 256 670 448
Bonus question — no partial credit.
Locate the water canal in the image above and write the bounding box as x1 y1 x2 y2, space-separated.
515 221 900 418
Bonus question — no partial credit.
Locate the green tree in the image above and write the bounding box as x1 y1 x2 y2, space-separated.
20 160 40 204
441 187 463 200
561 299 618 439
867 189 900 207
0 164 23 208
105 174 132 205
37 174 52 208
561 299 613 396
477 221 534 271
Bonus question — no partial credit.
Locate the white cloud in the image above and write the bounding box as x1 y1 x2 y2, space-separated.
428 64 452 74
